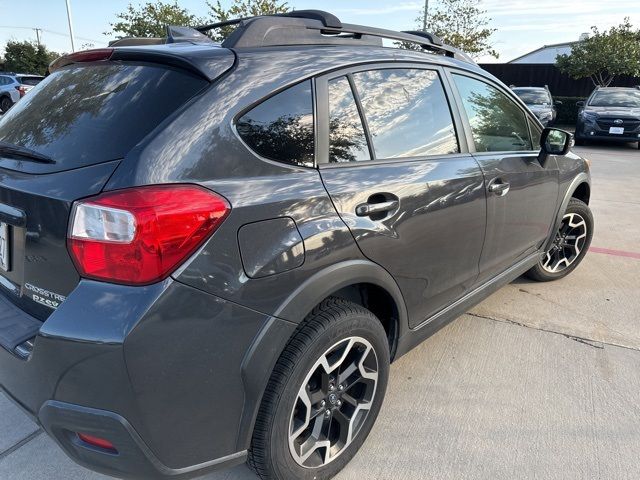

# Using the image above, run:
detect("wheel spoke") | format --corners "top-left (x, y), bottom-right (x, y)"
top-left (288, 336), bottom-right (379, 468)
top-left (541, 212), bottom-right (588, 274)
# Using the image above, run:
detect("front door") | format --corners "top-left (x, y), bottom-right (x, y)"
top-left (449, 72), bottom-right (559, 283)
top-left (317, 66), bottom-right (486, 328)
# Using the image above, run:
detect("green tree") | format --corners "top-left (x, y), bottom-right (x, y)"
top-left (556, 19), bottom-right (640, 87)
top-left (206, 0), bottom-right (290, 42)
top-left (2, 41), bottom-right (60, 75)
top-left (406, 0), bottom-right (498, 59)
top-left (108, 1), bottom-right (204, 38)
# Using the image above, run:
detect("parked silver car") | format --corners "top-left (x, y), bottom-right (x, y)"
top-left (0, 73), bottom-right (44, 113)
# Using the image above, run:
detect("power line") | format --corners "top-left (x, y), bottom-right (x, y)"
top-left (0, 25), bottom-right (102, 44)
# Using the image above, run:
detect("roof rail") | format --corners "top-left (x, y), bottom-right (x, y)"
top-left (195, 10), bottom-right (474, 63)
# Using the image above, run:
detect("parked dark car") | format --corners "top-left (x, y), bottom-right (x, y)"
top-left (0, 11), bottom-right (593, 480)
top-left (575, 86), bottom-right (640, 148)
top-left (512, 86), bottom-right (560, 126)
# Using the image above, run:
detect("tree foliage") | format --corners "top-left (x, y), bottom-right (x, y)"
top-left (2, 41), bottom-right (60, 75)
top-left (409, 0), bottom-right (498, 59)
top-left (556, 19), bottom-right (640, 87)
top-left (206, 0), bottom-right (290, 42)
top-left (108, 1), bottom-right (204, 38)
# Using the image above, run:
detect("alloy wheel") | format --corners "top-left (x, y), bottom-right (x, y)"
top-left (541, 212), bottom-right (588, 273)
top-left (288, 336), bottom-right (379, 468)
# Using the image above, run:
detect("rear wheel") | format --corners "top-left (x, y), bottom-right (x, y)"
top-left (248, 297), bottom-right (389, 480)
top-left (526, 198), bottom-right (593, 282)
top-left (0, 96), bottom-right (13, 113)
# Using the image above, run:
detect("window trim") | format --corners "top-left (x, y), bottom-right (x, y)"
top-left (444, 68), bottom-right (543, 156)
top-left (316, 62), bottom-right (469, 167)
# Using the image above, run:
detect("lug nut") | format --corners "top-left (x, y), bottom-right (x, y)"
top-left (337, 400), bottom-right (342, 406)
top-left (325, 409), bottom-right (331, 417)
top-left (320, 400), bottom-right (326, 407)
top-left (338, 384), bottom-right (344, 391)
top-left (329, 383), bottom-right (335, 391)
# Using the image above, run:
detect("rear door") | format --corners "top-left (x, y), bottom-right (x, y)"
top-left (448, 71), bottom-right (559, 284)
top-left (317, 65), bottom-right (486, 328)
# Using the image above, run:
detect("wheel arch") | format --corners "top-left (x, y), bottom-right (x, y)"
top-left (544, 172), bottom-right (591, 251)
top-left (235, 260), bottom-right (408, 451)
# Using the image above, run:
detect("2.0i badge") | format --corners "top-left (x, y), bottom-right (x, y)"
top-left (24, 283), bottom-right (67, 309)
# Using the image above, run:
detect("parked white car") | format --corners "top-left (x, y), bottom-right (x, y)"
top-left (0, 73), bottom-right (45, 113)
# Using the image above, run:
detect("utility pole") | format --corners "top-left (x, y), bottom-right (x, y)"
top-left (65, 0), bottom-right (76, 52)
top-left (33, 28), bottom-right (42, 47)
top-left (422, 0), bottom-right (429, 31)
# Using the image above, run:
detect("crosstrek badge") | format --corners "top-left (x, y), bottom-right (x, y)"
top-left (24, 283), bottom-right (67, 309)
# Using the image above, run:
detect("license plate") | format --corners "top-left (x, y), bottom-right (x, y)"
top-left (0, 222), bottom-right (8, 272)
top-left (609, 127), bottom-right (625, 135)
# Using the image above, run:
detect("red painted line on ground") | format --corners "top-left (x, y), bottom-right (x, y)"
top-left (589, 246), bottom-right (640, 260)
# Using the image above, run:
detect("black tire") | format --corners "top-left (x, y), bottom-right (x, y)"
top-left (0, 96), bottom-right (13, 114)
top-left (526, 198), bottom-right (593, 282)
top-left (574, 137), bottom-right (586, 146)
top-left (248, 297), bottom-right (390, 480)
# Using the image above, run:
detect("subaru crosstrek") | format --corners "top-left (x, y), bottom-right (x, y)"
top-left (0, 11), bottom-right (593, 480)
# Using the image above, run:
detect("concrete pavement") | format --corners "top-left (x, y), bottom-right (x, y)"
top-left (1, 142), bottom-right (639, 480)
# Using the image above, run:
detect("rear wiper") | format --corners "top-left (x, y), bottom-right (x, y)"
top-left (0, 141), bottom-right (55, 164)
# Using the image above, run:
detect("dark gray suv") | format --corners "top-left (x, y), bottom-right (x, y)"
top-left (0, 11), bottom-right (593, 480)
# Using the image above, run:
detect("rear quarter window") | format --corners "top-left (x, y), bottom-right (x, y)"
top-left (236, 81), bottom-right (314, 168)
top-left (0, 63), bottom-right (208, 173)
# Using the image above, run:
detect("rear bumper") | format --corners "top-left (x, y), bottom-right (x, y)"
top-left (39, 401), bottom-right (246, 479)
top-left (0, 278), bottom-right (293, 478)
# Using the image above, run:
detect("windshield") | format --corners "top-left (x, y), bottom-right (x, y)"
top-left (513, 90), bottom-right (551, 106)
top-left (589, 90), bottom-right (640, 108)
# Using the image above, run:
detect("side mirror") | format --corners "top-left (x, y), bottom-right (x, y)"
top-left (554, 100), bottom-right (563, 106)
top-left (576, 101), bottom-right (585, 107)
top-left (539, 128), bottom-right (573, 165)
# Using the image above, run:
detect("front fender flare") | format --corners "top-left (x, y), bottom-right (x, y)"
top-left (544, 172), bottom-right (591, 251)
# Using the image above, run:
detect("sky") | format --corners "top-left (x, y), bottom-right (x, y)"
top-left (1, 0), bottom-right (638, 63)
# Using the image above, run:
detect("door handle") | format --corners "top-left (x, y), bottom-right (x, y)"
top-left (488, 181), bottom-right (510, 197)
top-left (355, 200), bottom-right (399, 217)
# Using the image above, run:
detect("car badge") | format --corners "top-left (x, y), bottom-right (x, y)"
top-left (614, 119), bottom-right (624, 125)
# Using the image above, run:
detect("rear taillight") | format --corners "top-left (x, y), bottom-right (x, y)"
top-left (15, 85), bottom-right (26, 97)
top-left (67, 185), bottom-right (230, 286)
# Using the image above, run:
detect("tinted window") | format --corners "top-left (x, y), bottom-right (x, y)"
top-left (237, 81), bottom-right (314, 167)
top-left (352, 69), bottom-right (458, 159)
top-left (328, 77), bottom-right (370, 163)
top-left (0, 64), bottom-right (207, 173)
top-left (16, 76), bottom-right (43, 86)
top-left (453, 75), bottom-right (532, 152)
top-left (529, 118), bottom-right (542, 150)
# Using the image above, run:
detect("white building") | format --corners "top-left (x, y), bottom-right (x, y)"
top-left (508, 41), bottom-right (577, 64)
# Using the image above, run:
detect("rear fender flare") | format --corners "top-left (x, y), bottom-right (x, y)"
top-left (236, 259), bottom-right (408, 450)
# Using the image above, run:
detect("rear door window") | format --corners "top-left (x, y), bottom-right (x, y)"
top-left (328, 76), bottom-right (371, 163)
top-left (237, 80), bottom-right (314, 167)
top-left (351, 69), bottom-right (459, 159)
top-left (0, 63), bottom-right (208, 173)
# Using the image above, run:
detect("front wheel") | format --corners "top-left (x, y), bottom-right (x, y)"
top-left (248, 298), bottom-right (389, 480)
top-left (526, 198), bottom-right (593, 282)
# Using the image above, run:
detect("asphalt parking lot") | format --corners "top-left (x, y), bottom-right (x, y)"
top-left (1, 142), bottom-right (638, 480)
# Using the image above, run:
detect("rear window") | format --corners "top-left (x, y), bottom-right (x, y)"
top-left (16, 76), bottom-right (43, 86)
top-left (0, 63), bottom-right (208, 173)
